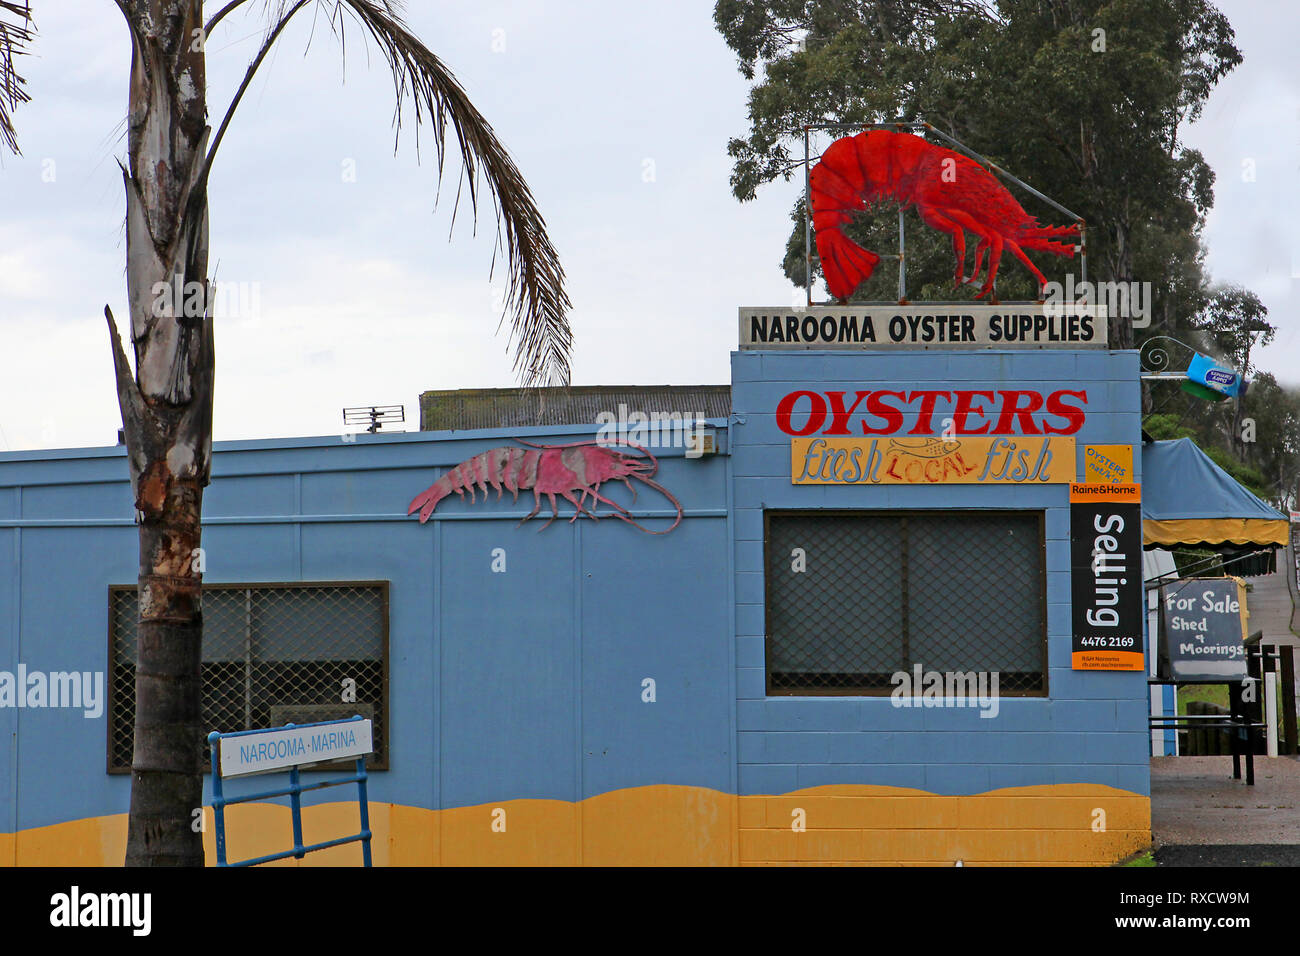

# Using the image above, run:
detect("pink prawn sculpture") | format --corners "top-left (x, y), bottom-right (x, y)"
top-left (408, 439), bottom-right (683, 534)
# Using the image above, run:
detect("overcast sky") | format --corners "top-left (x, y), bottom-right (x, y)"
top-left (0, 0), bottom-right (1295, 451)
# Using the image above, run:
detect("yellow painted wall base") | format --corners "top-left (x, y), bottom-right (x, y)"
top-left (1, 783), bottom-right (1149, 866)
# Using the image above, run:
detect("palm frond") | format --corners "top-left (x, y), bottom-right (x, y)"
top-left (215, 0), bottom-right (573, 385)
top-left (0, 1), bottom-right (32, 156)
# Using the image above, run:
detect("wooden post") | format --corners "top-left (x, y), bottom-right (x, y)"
top-left (1246, 646), bottom-right (1263, 756)
top-left (1281, 644), bottom-right (1297, 756)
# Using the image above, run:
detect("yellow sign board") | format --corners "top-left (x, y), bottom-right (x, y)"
top-left (791, 436), bottom-right (1075, 485)
top-left (1083, 444), bottom-right (1133, 485)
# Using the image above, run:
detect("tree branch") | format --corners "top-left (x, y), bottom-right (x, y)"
top-left (0, 0), bottom-right (33, 154)
top-left (199, 0), bottom-right (573, 385)
top-left (204, 0), bottom-right (255, 37)
top-left (201, 0), bottom-right (311, 189)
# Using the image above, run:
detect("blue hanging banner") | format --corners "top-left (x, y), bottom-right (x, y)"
top-left (1185, 352), bottom-right (1244, 399)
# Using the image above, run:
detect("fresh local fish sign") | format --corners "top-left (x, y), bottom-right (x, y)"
top-left (793, 436), bottom-right (1073, 484)
top-left (739, 305), bottom-right (1107, 349)
top-left (218, 718), bottom-right (373, 777)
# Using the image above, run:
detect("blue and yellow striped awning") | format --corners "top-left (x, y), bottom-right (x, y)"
top-left (1142, 439), bottom-right (1289, 548)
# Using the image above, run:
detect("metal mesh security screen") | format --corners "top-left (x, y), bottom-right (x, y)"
top-left (108, 582), bottom-right (389, 772)
top-left (765, 512), bottom-right (1045, 695)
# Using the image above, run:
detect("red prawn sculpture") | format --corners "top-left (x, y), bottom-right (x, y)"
top-left (408, 439), bottom-right (682, 534)
top-left (809, 129), bottom-right (1078, 301)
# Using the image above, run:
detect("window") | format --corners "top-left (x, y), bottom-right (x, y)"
top-left (108, 581), bottom-right (389, 772)
top-left (764, 511), bottom-right (1046, 696)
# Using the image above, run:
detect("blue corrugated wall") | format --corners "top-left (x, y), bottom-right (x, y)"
top-left (729, 349), bottom-right (1150, 797)
top-left (0, 425), bottom-right (734, 834)
top-left (0, 348), bottom-right (1154, 865)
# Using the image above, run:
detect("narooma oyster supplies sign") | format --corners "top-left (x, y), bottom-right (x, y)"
top-left (1069, 483), bottom-right (1144, 671)
top-left (740, 304), bottom-right (1107, 350)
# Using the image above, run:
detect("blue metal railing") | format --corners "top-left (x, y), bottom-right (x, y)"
top-left (208, 716), bottom-right (373, 867)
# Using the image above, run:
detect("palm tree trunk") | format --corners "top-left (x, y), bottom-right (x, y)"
top-left (111, 0), bottom-right (213, 867)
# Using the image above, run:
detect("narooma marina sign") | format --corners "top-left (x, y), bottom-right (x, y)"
top-left (739, 304), bottom-right (1107, 350)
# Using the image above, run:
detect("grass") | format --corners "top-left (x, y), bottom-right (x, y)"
top-left (1120, 850), bottom-right (1157, 867)
top-left (1177, 681), bottom-right (1286, 723)
top-left (1177, 684), bottom-right (1229, 714)
top-left (1175, 680), bottom-right (1290, 754)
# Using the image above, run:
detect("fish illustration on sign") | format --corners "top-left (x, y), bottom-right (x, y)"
top-left (888, 437), bottom-right (963, 459)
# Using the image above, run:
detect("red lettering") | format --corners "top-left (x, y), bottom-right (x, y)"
top-left (952, 390), bottom-right (995, 435)
top-left (993, 390), bottom-right (1044, 434)
top-left (824, 390), bottom-right (871, 435)
top-left (776, 391), bottom-right (827, 435)
top-left (1044, 389), bottom-right (1088, 434)
top-left (779, 387), bottom-right (1086, 436)
top-left (907, 391), bottom-right (952, 434)
top-left (863, 391), bottom-right (906, 434)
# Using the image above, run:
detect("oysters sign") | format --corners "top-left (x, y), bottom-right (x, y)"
top-left (782, 387), bottom-right (1083, 485)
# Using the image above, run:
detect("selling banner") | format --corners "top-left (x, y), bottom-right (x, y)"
top-left (1070, 483), bottom-right (1144, 670)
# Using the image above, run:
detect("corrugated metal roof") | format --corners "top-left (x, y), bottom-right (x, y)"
top-left (419, 386), bottom-right (731, 431)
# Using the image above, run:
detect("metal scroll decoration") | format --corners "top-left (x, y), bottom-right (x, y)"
top-left (407, 439), bottom-right (683, 534)
top-left (1138, 335), bottom-right (1197, 376)
top-left (809, 129), bottom-right (1079, 301)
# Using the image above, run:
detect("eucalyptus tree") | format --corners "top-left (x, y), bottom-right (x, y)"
top-left (0, 0), bottom-right (572, 866)
top-left (715, 0), bottom-right (1243, 349)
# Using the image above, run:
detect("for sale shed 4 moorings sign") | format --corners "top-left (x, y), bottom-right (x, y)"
top-left (1070, 483), bottom-right (1144, 671)
top-left (1157, 578), bottom-right (1249, 681)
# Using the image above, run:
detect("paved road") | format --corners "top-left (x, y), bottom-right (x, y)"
top-left (1151, 756), bottom-right (1300, 845)
top-left (1154, 844), bottom-right (1300, 866)
top-left (1146, 540), bottom-right (1300, 864)
top-left (1244, 542), bottom-right (1299, 648)
top-left (1242, 542), bottom-right (1299, 703)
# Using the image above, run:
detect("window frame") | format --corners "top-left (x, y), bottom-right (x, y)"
top-left (762, 509), bottom-right (1049, 698)
top-left (106, 579), bottom-right (391, 774)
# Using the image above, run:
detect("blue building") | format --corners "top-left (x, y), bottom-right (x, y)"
top-left (0, 344), bottom-right (1151, 865)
